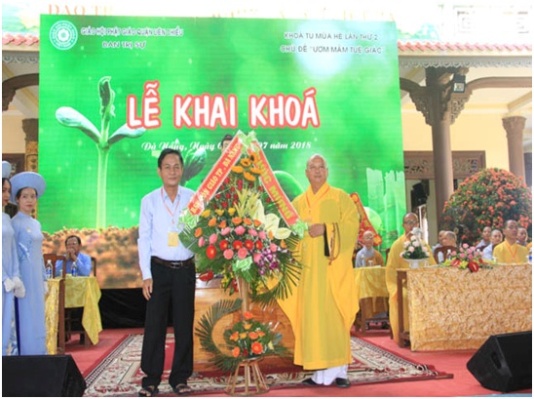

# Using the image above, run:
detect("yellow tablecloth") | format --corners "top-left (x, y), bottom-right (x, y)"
top-left (45, 278), bottom-right (62, 354)
top-left (45, 276), bottom-right (103, 354)
top-left (405, 263), bottom-right (532, 351)
top-left (353, 266), bottom-right (388, 319)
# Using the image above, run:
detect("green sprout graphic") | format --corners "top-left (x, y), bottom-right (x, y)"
top-left (56, 76), bottom-right (146, 228)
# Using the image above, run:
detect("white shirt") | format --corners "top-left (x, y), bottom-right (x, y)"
top-left (137, 186), bottom-right (195, 280)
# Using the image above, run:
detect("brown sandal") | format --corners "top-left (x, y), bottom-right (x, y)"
top-left (138, 385), bottom-right (159, 397)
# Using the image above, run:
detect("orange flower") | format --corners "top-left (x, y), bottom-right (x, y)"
top-left (232, 347), bottom-right (241, 358)
top-left (230, 331), bottom-right (239, 341)
top-left (251, 342), bottom-right (263, 355)
top-left (232, 217), bottom-right (243, 225)
top-left (253, 219), bottom-right (262, 228)
top-left (243, 217), bottom-right (252, 226)
top-left (257, 331), bottom-right (265, 337)
top-left (249, 153), bottom-right (258, 163)
top-left (280, 240), bottom-right (287, 249)
top-left (194, 227), bottom-right (203, 238)
top-left (243, 311), bottom-right (254, 320)
top-left (231, 165), bottom-right (244, 173)
top-left (250, 167), bottom-right (262, 175)
top-left (248, 331), bottom-right (259, 340)
top-left (208, 217), bottom-right (217, 227)
top-left (219, 220), bottom-right (227, 229)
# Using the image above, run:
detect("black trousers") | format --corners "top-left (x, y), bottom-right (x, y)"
top-left (140, 260), bottom-right (196, 388)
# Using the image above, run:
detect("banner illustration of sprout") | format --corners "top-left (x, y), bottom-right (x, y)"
top-left (56, 76), bottom-right (146, 228)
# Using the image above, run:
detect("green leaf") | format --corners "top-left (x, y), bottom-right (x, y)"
top-left (55, 106), bottom-right (100, 143)
top-left (182, 147), bottom-right (207, 183)
top-left (98, 76), bottom-right (116, 124)
top-left (108, 124), bottom-right (146, 145)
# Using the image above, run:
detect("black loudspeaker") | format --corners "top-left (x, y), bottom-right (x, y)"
top-left (2, 354), bottom-right (86, 396)
top-left (411, 182), bottom-right (428, 205)
top-left (467, 331), bottom-right (532, 392)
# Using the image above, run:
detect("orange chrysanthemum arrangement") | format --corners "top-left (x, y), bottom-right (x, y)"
top-left (224, 311), bottom-right (283, 361)
top-left (442, 168), bottom-right (532, 244)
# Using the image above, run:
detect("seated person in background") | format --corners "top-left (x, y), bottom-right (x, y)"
top-left (354, 230), bottom-right (384, 267)
top-left (517, 227), bottom-right (528, 247)
top-left (55, 235), bottom-right (92, 276)
top-left (434, 230), bottom-right (457, 263)
top-left (493, 220), bottom-right (529, 264)
top-left (442, 231), bottom-right (457, 247)
top-left (482, 229), bottom-right (503, 260)
top-left (385, 213), bottom-right (436, 345)
top-left (475, 226), bottom-right (492, 250)
top-left (431, 230), bottom-right (446, 252)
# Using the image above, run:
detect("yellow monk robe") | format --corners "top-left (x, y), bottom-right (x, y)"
top-left (493, 241), bottom-right (529, 264)
top-left (277, 183), bottom-right (360, 370)
top-left (385, 235), bottom-right (436, 344)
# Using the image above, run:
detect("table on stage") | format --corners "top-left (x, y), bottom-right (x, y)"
top-left (45, 275), bottom-right (103, 354)
top-left (396, 263), bottom-right (532, 351)
top-left (353, 266), bottom-right (389, 333)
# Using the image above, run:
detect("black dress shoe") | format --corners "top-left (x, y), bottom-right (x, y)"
top-left (335, 378), bottom-right (351, 388)
top-left (302, 377), bottom-right (319, 386)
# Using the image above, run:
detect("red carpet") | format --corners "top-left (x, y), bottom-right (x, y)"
top-left (83, 333), bottom-right (452, 396)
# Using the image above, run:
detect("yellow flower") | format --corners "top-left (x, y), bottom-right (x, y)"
top-left (215, 209), bottom-right (225, 216)
top-left (201, 209), bottom-right (211, 218)
top-left (243, 172), bottom-right (256, 182)
top-left (231, 165), bottom-right (244, 173)
top-left (239, 332), bottom-right (247, 339)
top-left (250, 167), bottom-right (262, 175)
top-left (240, 158), bottom-right (252, 167)
top-left (228, 208), bottom-right (236, 216)
top-left (243, 322), bottom-right (252, 330)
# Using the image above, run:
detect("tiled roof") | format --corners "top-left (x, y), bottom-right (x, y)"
top-left (398, 41), bottom-right (531, 53)
top-left (2, 33), bottom-right (40, 46)
top-left (2, 33), bottom-right (532, 54)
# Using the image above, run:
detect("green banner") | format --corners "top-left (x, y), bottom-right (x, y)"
top-left (39, 15), bottom-right (405, 288)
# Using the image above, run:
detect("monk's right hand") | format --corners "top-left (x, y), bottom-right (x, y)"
top-left (142, 278), bottom-right (153, 300)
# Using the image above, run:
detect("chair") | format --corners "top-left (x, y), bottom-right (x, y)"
top-left (433, 246), bottom-right (457, 263)
top-left (43, 254), bottom-right (67, 354)
top-left (65, 256), bottom-right (97, 346)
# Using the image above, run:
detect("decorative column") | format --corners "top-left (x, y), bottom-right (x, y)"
top-left (22, 118), bottom-right (38, 172)
top-left (502, 116), bottom-right (526, 180)
top-left (407, 67), bottom-right (469, 223)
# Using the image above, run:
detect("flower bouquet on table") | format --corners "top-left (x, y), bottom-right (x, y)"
top-left (442, 243), bottom-right (492, 273)
top-left (401, 228), bottom-right (431, 264)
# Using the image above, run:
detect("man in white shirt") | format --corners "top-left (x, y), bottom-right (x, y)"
top-left (137, 148), bottom-right (196, 397)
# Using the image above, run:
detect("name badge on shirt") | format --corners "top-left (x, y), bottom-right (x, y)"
top-left (168, 231), bottom-right (179, 247)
